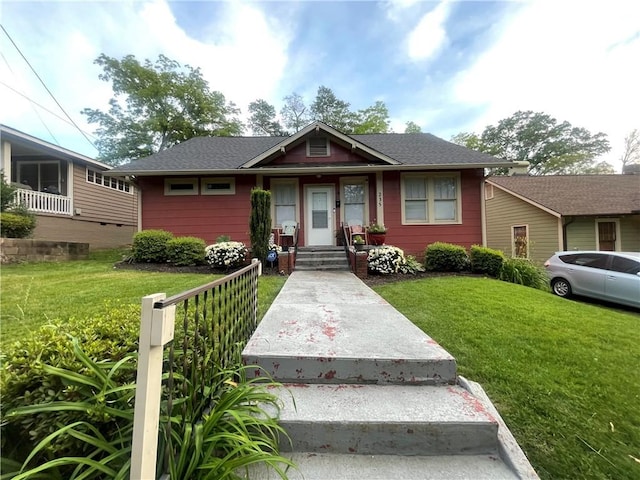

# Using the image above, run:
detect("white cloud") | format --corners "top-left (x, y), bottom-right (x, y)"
top-left (406, 1), bottom-right (450, 61)
top-left (452, 0), bottom-right (640, 170)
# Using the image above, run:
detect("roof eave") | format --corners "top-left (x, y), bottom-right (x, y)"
top-left (115, 161), bottom-right (520, 177)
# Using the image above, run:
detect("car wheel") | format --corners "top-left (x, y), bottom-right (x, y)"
top-left (552, 278), bottom-right (572, 298)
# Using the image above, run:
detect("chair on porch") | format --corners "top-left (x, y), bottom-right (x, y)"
top-left (347, 220), bottom-right (368, 246)
top-left (279, 221), bottom-right (299, 249)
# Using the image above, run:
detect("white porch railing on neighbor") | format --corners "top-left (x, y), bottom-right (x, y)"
top-left (14, 188), bottom-right (72, 215)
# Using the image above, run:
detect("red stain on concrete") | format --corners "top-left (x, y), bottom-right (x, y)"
top-left (322, 324), bottom-right (337, 340)
top-left (447, 386), bottom-right (497, 422)
top-left (324, 370), bottom-right (337, 380)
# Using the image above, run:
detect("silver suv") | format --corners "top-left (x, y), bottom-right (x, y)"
top-left (544, 251), bottom-right (640, 309)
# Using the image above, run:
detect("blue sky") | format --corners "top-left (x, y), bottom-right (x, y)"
top-left (2, 0), bottom-right (639, 171)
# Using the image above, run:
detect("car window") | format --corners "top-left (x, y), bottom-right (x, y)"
top-left (559, 253), bottom-right (609, 269)
top-left (609, 256), bottom-right (640, 275)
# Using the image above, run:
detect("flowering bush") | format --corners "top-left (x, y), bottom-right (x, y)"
top-left (205, 241), bottom-right (248, 269)
top-left (367, 246), bottom-right (424, 275)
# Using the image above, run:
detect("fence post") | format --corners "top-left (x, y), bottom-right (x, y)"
top-left (130, 293), bottom-right (175, 480)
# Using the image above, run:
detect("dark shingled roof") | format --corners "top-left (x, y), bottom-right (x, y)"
top-left (110, 130), bottom-right (509, 173)
top-left (488, 175), bottom-right (640, 216)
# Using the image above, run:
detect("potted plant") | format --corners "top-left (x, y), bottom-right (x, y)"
top-left (367, 221), bottom-right (386, 246)
top-left (352, 234), bottom-right (365, 250)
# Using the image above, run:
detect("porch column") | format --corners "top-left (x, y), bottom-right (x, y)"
top-left (1, 140), bottom-right (11, 181)
top-left (375, 172), bottom-right (384, 225)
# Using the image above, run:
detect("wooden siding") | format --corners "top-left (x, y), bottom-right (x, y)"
top-left (270, 141), bottom-right (381, 166)
top-left (32, 215), bottom-right (135, 249)
top-left (139, 175), bottom-right (257, 245)
top-left (566, 215), bottom-right (640, 252)
top-left (72, 164), bottom-right (137, 225)
top-left (485, 184), bottom-right (560, 263)
top-left (620, 215), bottom-right (640, 251)
top-left (382, 169), bottom-right (485, 258)
top-left (139, 169), bottom-right (487, 256)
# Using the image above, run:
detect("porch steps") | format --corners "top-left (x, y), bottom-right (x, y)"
top-left (294, 246), bottom-right (349, 271)
top-left (242, 271), bottom-right (539, 480)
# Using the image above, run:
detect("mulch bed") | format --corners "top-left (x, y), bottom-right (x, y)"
top-left (114, 261), bottom-right (476, 287)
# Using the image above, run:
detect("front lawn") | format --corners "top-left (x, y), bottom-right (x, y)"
top-left (373, 276), bottom-right (639, 480)
top-left (0, 250), bottom-right (287, 346)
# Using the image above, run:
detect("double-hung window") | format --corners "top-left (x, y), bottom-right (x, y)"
top-left (401, 173), bottom-right (461, 224)
top-left (342, 178), bottom-right (367, 225)
top-left (272, 180), bottom-right (298, 226)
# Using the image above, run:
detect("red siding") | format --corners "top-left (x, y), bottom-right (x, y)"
top-left (270, 141), bottom-right (381, 166)
top-left (138, 168), bottom-right (484, 255)
top-left (139, 176), bottom-right (256, 245)
top-left (381, 169), bottom-right (484, 258)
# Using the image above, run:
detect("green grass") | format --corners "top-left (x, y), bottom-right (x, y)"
top-left (0, 249), bottom-right (286, 346)
top-left (373, 276), bottom-right (640, 480)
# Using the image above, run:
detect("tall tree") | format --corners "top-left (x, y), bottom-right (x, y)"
top-left (352, 101), bottom-right (391, 134)
top-left (82, 54), bottom-right (243, 165)
top-left (404, 121), bottom-right (422, 133)
top-left (310, 86), bottom-right (354, 132)
top-left (620, 129), bottom-right (640, 168)
top-left (455, 111), bottom-right (610, 175)
top-left (248, 99), bottom-right (286, 136)
top-left (280, 92), bottom-right (309, 133)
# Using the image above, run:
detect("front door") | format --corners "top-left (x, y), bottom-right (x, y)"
top-left (306, 186), bottom-right (334, 246)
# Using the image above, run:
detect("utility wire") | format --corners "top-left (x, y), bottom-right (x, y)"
top-left (0, 81), bottom-right (98, 141)
top-left (1, 24), bottom-right (98, 150)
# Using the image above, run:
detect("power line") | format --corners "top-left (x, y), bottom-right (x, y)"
top-left (0, 81), bottom-right (98, 141)
top-left (1, 24), bottom-right (98, 150)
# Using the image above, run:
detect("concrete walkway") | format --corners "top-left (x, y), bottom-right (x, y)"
top-left (243, 271), bottom-right (539, 479)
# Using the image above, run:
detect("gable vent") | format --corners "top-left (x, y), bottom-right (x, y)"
top-left (308, 137), bottom-right (329, 157)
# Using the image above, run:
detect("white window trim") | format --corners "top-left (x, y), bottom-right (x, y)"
top-left (484, 183), bottom-right (494, 200)
top-left (86, 168), bottom-right (132, 194)
top-left (270, 178), bottom-right (300, 227)
top-left (164, 177), bottom-right (198, 196)
top-left (400, 173), bottom-right (462, 225)
top-left (340, 176), bottom-right (369, 226)
top-left (511, 224), bottom-right (529, 258)
top-left (200, 177), bottom-right (235, 195)
top-left (595, 218), bottom-right (621, 251)
top-left (306, 137), bottom-right (330, 157)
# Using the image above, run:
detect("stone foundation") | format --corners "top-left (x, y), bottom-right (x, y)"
top-left (0, 238), bottom-right (89, 263)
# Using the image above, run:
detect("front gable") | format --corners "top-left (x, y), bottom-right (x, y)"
top-left (240, 122), bottom-right (399, 169)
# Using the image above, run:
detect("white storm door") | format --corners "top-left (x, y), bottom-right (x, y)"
top-left (306, 186), bottom-right (334, 245)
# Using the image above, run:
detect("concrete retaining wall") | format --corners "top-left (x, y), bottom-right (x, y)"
top-left (0, 238), bottom-right (89, 263)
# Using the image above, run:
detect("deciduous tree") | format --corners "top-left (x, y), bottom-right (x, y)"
top-left (248, 99), bottom-right (286, 136)
top-left (620, 129), bottom-right (640, 168)
top-left (352, 101), bottom-right (391, 134)
top-left (404, 121), bottom-right (422, 133)
top-left (453, 111), bottom-right (610, 175)
top-left (82, 54), bottom-right (243, 165)
top-left (310, 86), bottom-right (354, 132)
top-left (280, 92), bottom-right (310, 133)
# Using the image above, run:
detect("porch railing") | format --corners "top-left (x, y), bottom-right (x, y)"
top-left (14, 188), bottom-right (72, 215)
top-left (130, 260), bottom-right (261, 479)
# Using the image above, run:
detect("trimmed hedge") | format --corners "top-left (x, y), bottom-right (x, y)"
top-left (167, 236), bottom-right (206, 266)
top-left (424, 242), bottom-right (469, 272)
top-left (470, 245), bottom-right (505, 277)
top-left (0, 211), bottom-right (37, 238)
top-left (131, 229), bottom-right (174, 263)
top-left (0, 303), bottom-right (141, 461)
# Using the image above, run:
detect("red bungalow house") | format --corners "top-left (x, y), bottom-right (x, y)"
top-left (110, 122), bottom-right (522, 257)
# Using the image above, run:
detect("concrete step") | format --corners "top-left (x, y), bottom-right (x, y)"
top-left (244, 272), bottom-right (456, 385)
top-left (251, 453), bottom-right (519, 479)
top-left (295, 248), bottom-right (350, 271)
top-left (268, 383), bottom-right (498, 455)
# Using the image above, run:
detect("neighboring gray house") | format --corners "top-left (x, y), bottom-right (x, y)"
top-left (484, 175), bottom-right (640, 263)
top-left (1, 125), bottom-right (138, 249)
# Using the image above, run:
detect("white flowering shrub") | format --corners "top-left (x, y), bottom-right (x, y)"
top-left (367, 246), bottom-right (425, 275)
top-left (205, 241), bottom-right (248, 269)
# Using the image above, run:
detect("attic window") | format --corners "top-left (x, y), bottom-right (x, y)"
top-left (307, 137), bottom-right (330, 157)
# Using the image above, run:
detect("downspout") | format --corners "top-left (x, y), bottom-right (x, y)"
top-left (561, 216), bottom-right (574, 251)
top-left (480, 180), bottom-right (487, 246)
